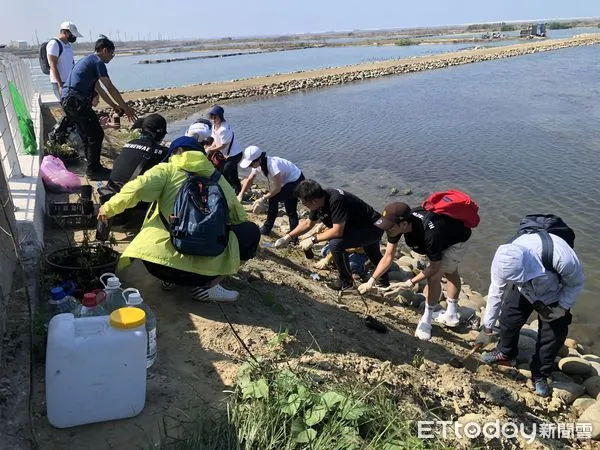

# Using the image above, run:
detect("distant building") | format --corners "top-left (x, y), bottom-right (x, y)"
top-left (9, 40), bottom-right (28, 50)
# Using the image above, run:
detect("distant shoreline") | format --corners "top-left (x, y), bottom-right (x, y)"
top-left (114, 35), bottom-right (600, 121)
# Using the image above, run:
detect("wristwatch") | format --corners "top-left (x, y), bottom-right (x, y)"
top-left (311, 235), bottom-right (318, 244)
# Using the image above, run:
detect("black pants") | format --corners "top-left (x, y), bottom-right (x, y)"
top-left (329, 225), bottom-right (388, 284)
top-left (142, 221), bottom-right (260, 287)
top-left (61, 94), bottom-right (104, 172)
top-left (264, 173), bottom-right (305, 232)
top-left (497, 289), bottom-right (572, 379)
top-left (222, 152), bottom-right (243, 194)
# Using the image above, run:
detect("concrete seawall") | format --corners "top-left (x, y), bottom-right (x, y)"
top-left (120, 35), bottom-right (600, 116)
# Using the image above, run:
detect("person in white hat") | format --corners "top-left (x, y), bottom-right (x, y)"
top-left (479, 234), bottom-right (584, 397)
top-left (185, 120), bottom-right (214, 149)
top-left (237, 145), bottom-right (305, 235)
top-left (47, 21), bottom-right (83, 100)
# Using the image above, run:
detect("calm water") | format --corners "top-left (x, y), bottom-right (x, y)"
top-left (169, 45), bottom-right (600, 347)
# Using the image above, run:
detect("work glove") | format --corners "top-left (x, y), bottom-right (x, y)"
top-left (539, 306), bottom-right (567, 322)
top-left (475, 328), bottom-right (494, 346)
top-left (272, 234), bottom-right (292, 249)
top-left (381, 280), bottom-right (415, 299)
top-left (314, 257), bottom-right (330, 270)
top-left (358, 277), bottom-right (377, 295)
top-left (299, 237), bottom-right (314, 252)
top-left (252, 196), bottom-right (269, 214)
top-left (236, 193), bottom-right (244, 203)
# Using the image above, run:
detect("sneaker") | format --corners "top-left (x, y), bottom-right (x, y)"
top-left (160, 281), bottom-right (175, 291)
top-left (534, 378), bottom-right (550, 398)
top-left (433, 311), bottom-right (460, 328)
top-left (259, 226), bottom-right (272, 236)
top-left (480, 350), bottom-right (516, 366)
top-left (415, 320), bottom-right (432, 341)
top-left (191, 284), bottom-right (239, 302)
top-left (327, 279), bottom-right (355, 292)
top-left (86, 166), bottom-right (112, 181)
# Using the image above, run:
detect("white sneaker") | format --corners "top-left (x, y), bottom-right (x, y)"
top-left (415, 320), bottom-right (432, 341)
top-left (433, 311), bottom-right (460, 328)
top-left (192, 284), bottom-right (239, 302)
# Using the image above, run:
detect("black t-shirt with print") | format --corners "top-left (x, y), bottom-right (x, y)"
top-left (386, 207), bottom-right (471, 261)
top-left (108, 135), bottom-right (168, 191)
top-left (309, 188), bottom-right (381, 232)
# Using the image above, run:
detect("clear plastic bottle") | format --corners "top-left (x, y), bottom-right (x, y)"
top-left (100, 273), bottom-right (125, 313)
top-left (122, 288), bottom-right (157, 368)
top-left (74, 292), bottom-right (108, 318)
top-left (47, 287), bottom-right (79, 317)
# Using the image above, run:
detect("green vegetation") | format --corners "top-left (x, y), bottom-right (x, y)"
top-left (500, 23), bottom-right (516, 32)
top-left (157, 359), bottom-right (451, 449)
top-left (466, 23), bottom-right (497, 31)
top-left (395, 39), bottom-right (417, 47)
top-left (547, 22), bottom-right (573, 30)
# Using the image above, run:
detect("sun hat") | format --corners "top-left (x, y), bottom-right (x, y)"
top-left (59, 21), bottom-right (83, 37)
top-left (239, 145), bottom-right (263, 168)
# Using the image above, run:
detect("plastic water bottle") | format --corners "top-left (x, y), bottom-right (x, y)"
top-left (122, 288), bottom-right (157, 368)
top-left (74, 292), bottom-right (108, 318)
top-left (100, 273), bottom-right (125, 313)
top-left (47, 287), bottom-right (78, 317)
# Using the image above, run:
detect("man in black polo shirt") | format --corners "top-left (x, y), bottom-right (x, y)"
top-left (273, 179), bottom-right (389, 291)
top-left (99, 114), bottom-right (168, 229)
top-left (366, 202), bottom-right (471, 341)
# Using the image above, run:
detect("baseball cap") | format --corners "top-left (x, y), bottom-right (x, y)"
top-left (59, 21), bottom-right (83, 37)
top-left (239, 145), bottom-right (263, 168)
top-left (185, 122), bottom-right (212, 141)
top-left (168, 136), bottom-right (204, 154)
top-left (131, 114), bottom-right (167, 134)
top-left (491, 244), bottom-right (545, 284)
top-left (207, 105), bottom-right (225, 118)
top-left (374, 202), bottom-right (412, 230)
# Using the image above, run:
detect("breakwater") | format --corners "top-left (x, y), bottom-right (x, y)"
top-left (123, 36), bottom-right (600, 115)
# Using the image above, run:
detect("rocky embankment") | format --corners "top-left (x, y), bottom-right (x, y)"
top-left (122, 36), bottom-right (600, 116)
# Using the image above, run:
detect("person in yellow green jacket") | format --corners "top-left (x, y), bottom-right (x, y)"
top-left (98, 136), bottom-right (260, 302)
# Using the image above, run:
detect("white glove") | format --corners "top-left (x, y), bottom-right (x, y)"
top-left (398, 279), bottom-right (415, 290)
top-left (272, 234), bottom-right (292, 249)
top-left (358, 277), bottom-right (376, 294)
top-left (382, 280), bottom-right (415, 299)
top-left (252, 196), bottom-right (269, 214)
top-left (539, 306), bottom-right (567, 322)
top-left (236, 193), bottom-right (244, 202)
top-left (475, 328), bottom-right (493, 346)
top-left (314, 257), bottom-right (330, 270)
top-left (299, 237), bottom-right (314, 251)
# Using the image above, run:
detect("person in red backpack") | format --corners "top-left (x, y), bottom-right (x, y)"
top-left (366, 202), bottom-right (471, 341)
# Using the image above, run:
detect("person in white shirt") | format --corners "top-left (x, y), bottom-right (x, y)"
top-left (47, 21), bottom-right (82, 100)
top-left (205, 105), bottom-right (243, 193)
top-left (237, 145), bottom-right (305, 235)
top-left (477, 231), bottom-right (584, 397)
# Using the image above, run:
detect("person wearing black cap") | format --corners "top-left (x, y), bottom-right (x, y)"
top-left (370, 202), bottom-right (471, 341)
top-left (205, 105), bottom-right (243, 193)
top-left (98, 114), bottom-right (168, 230)
top-left (272, 179), bottom-right (390, 291)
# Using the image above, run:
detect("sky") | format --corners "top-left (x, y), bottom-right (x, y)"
top-left (2, 0), bottom-right (600, 44)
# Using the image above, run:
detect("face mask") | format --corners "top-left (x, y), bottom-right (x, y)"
top-left (67, 34), bottom-right (77, 43)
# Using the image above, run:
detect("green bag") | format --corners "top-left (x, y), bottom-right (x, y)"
top-left (8, 81), bottom-right (37, 155)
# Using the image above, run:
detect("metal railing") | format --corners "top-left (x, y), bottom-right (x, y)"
top-left (0, 54), bottom-right (36, 179)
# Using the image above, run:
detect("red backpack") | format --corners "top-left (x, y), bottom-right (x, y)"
top-left (422, 190), bottom-right (480, 228)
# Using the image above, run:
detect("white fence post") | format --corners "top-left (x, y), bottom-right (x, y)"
top-left (0, 67), bottom-right (23, 178)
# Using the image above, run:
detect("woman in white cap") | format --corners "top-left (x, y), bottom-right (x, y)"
top-left (238, 146), bottom-right (305, 235)
top-left (185, 119), bottom-right (214, 150)
top-left (205, 105), bottom-right (243, 193)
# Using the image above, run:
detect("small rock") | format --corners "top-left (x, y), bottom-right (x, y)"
top-left (396, 256), bottom-right (414, 269)
top-left (573, 396), bottom-right (596, 413)
top-left (559, 357), bottom-right (592, 375)
top-left (565, 338), bottom-right (578, 349)
top-left (583, 376), bottom-right (600, 399)
top-left (578, 400), bottom-right (600, 440)
top-left (401, 187), bottom-right (413, 195)
top-left (519, 368), bottom-right (532, 379)
top-left (551, 371), bottom-right (574, 383)
top-left (517, 335), bottom-right (537, 364)
top-left (466, 292), bottom-right (485, 309)
top-left (520, 327), bottom-right (538, 340)
top-left (389, 187), bottom-right (399, 196)
top-left (552, 381), bottom-right (585, 405)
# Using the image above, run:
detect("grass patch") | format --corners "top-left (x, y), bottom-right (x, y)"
top-left (394, 39), bottom-right (417, 47)
top-left (156, 356), bottom-right (452, 449)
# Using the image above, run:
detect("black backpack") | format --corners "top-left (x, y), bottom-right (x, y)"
top-left (39, 38), bottom-right (63, 75)
top-left (511, 214), bottom-right (575, 273)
